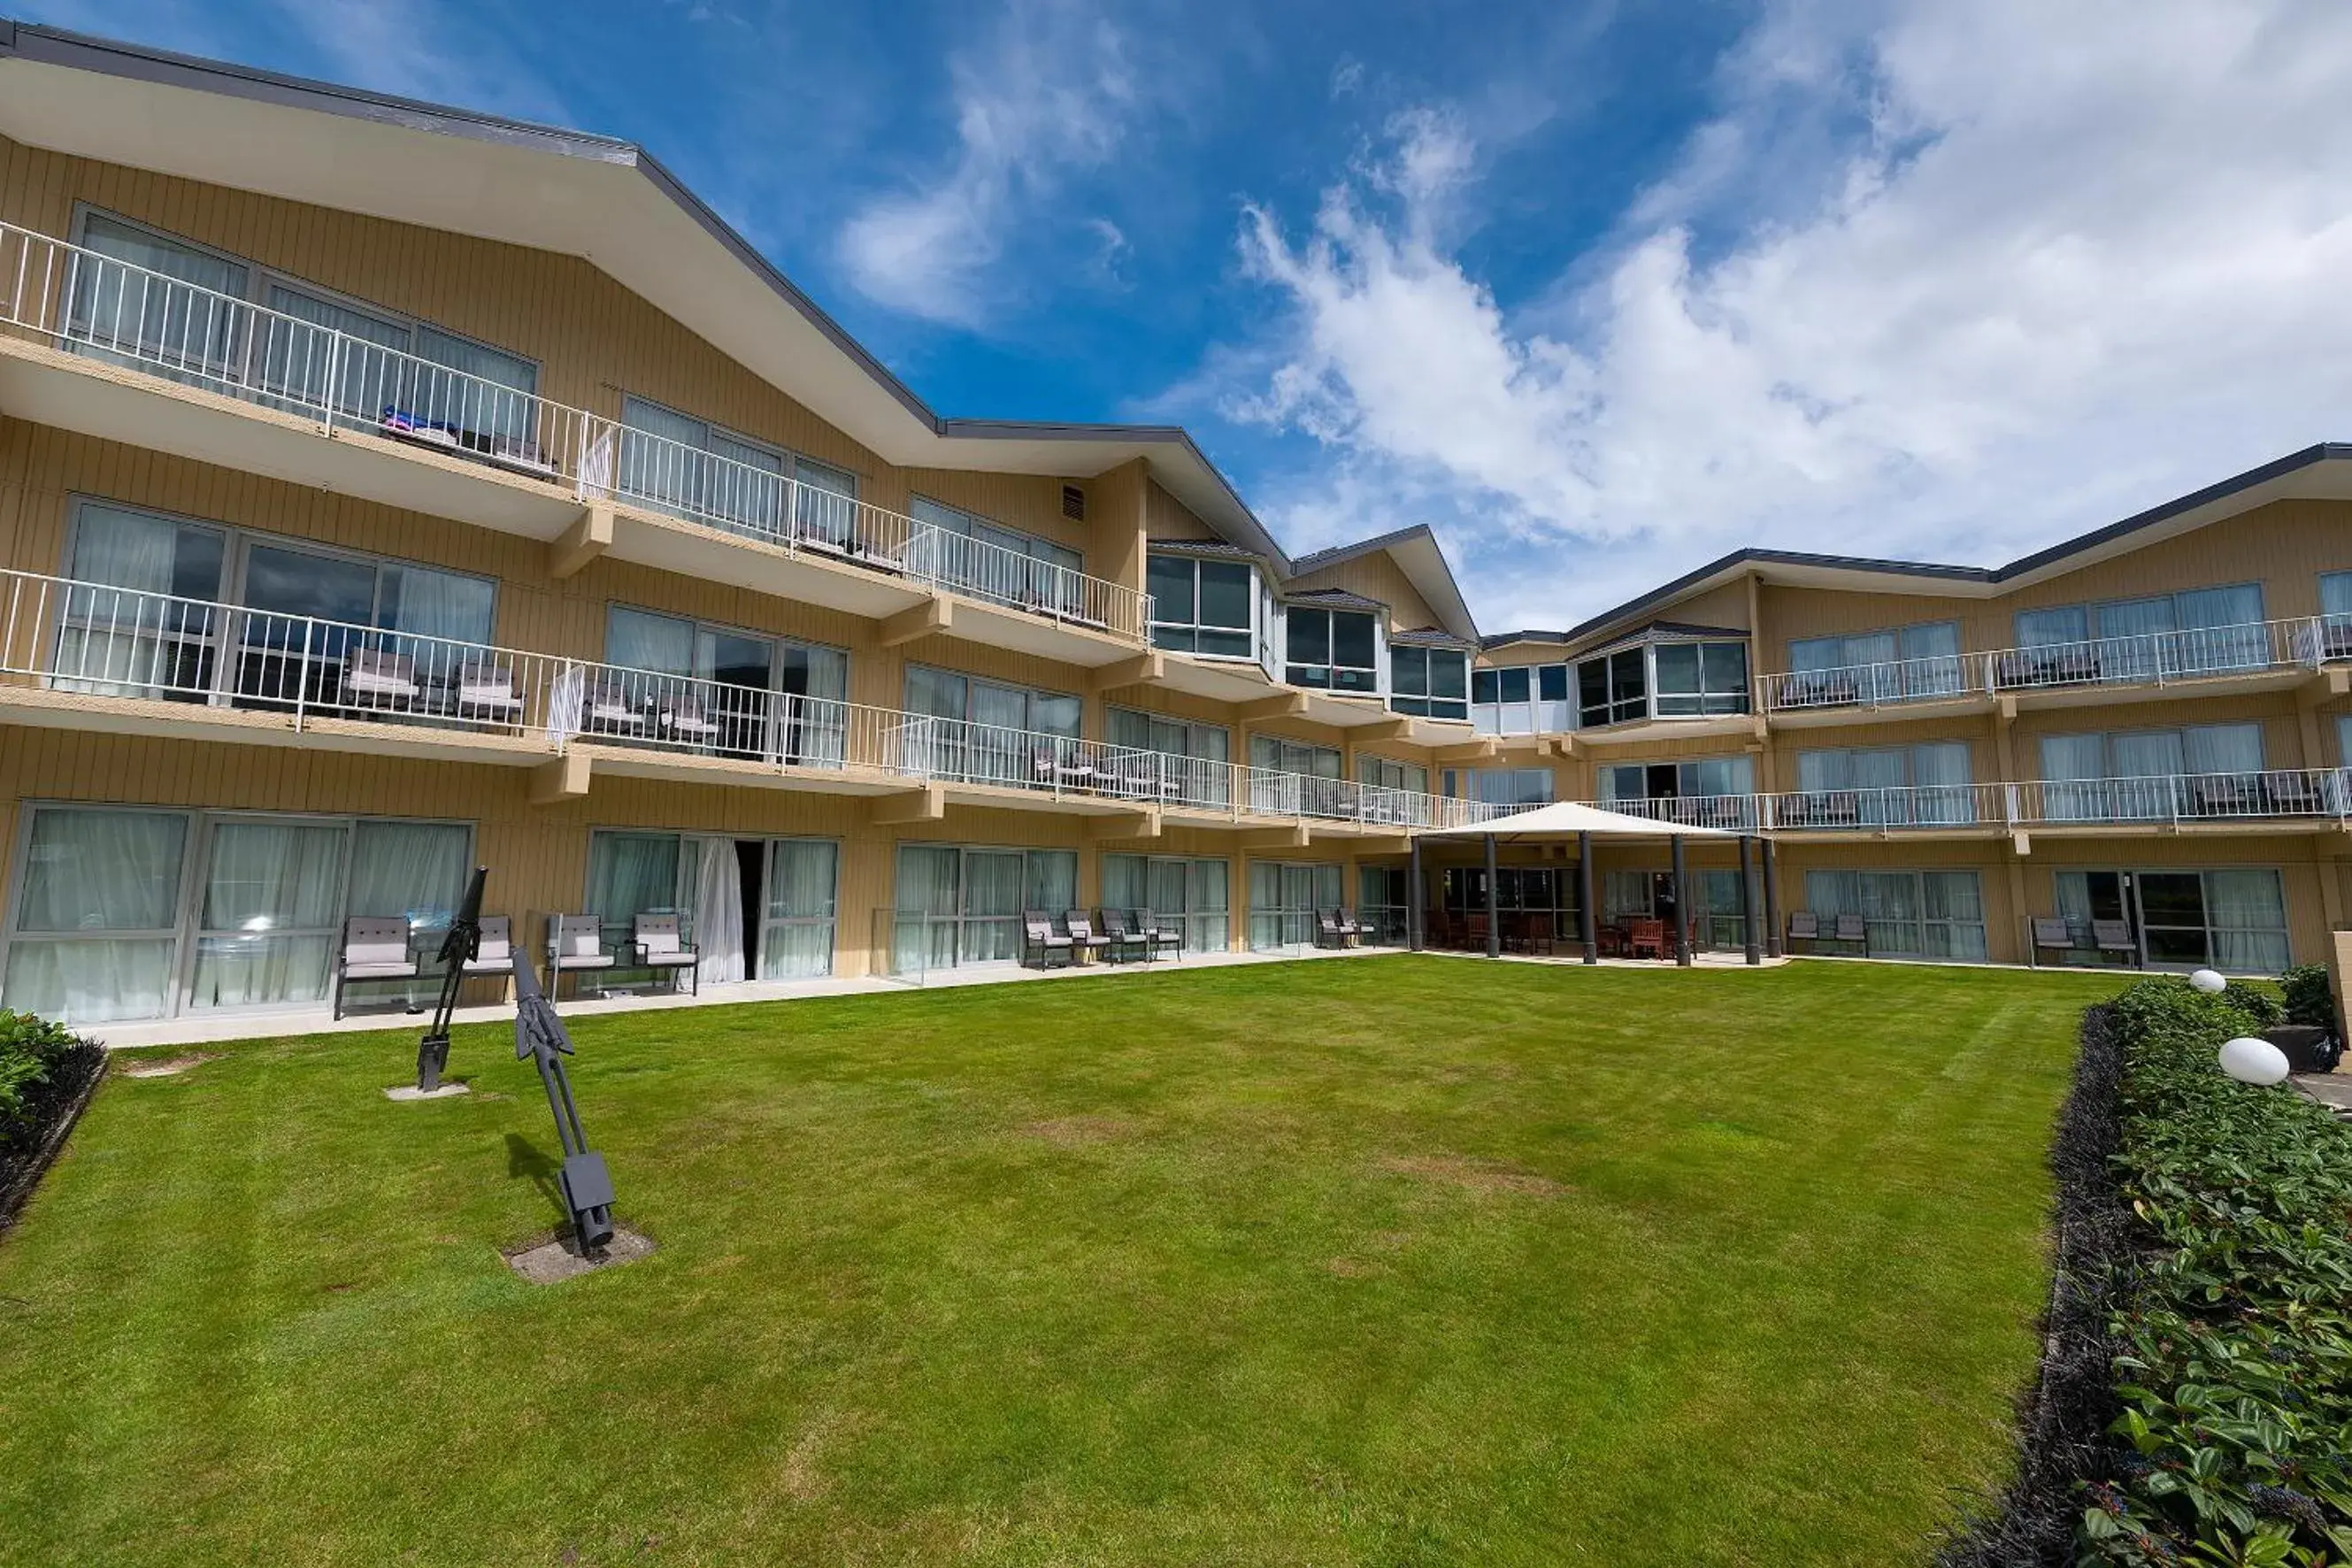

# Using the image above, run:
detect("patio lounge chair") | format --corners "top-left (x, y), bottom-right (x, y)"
top-left (1787, 911), bottom-right (1819, 952)
top-left (632, 912), bottom-right (701, 995)
top-left (1316, 911), bottom-right (1349, 949)
top-left (1063, 910), bottom-right (1114, 965)
top-left (333, 916), bottom-right (419, 1018)
top-left (460, 914), bottom-right (514, 1002)
top-left (342, 647), bottom-right (419, 711)
top-left (656, 694), bottom-right (723, 745)
top-left (1022, 911), bottom-right (1074, 968)
top-left (582, 682), bottom-right (645, 736)
top-left (1832, 913), bottom-right (1869, 956)
top-left (1134, 910), bottom-right (1184, 961)
top-left (454, 660), bottom-right (525, 726)
top-left (1097, 908), bottom-right (1154, 964)
top-left (2029, 918), bottom-right (2074, 966)
top-left (546, 913), bottom-right (616, 999)
top-left (2091, 919), bottom-right (2140, 967)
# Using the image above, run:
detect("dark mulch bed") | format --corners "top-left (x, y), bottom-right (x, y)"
top-left (0, 1041), bottom-right (106, 1236)
top-left (1934, 1003), bottom-right (2130, 1567)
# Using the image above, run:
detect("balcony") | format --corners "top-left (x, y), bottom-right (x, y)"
top-left (1592, 772), bottom-right (2352, 836)
top-left (0, 220), bottom-right (1149, 662)
top-left (1759, 618), bottom-right (2347, 723)
top-left (0, 566), bottom-right (1495, 837)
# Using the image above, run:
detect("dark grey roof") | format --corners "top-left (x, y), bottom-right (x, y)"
top-left (1486, 442), bottom-right (2352, 649)
top-left (1146, 538), bottom-right (1267, 563)
top-left (1388, 626), bottom-right (1480, 651)
top-left (1283, 588), bottom-right (1387, 611)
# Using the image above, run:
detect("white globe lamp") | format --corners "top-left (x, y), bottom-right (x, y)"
top-left (2217, 1034), bottom-right (2291, 1087)
top-left (2188, 968), bottom-right (2225, 995)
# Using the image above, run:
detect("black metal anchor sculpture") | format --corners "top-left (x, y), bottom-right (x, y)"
top-left (415, 865), bottom-right (488, 1094)
top-left (512, 942), bottom-right (618, 1253)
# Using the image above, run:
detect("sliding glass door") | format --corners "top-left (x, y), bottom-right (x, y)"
top-left (1, 805), bottom-right (471, 1024)
top-left (1103, 855), bottom-right (1230, 952)
top-left (891, 845), bottom-right (1077, 974)
top-left (1248, 861), bottom-right (1341, 949)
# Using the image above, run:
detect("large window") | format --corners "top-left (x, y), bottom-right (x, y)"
top-left (1595, 757), bottom-right (1756, 828)
top-left (1576, 638), bottom-right (1751, 727)
top-left (1357, 755), bottom-right (1429, 794)
top-left (56, 500), bottom-right (497, 720)
top-left (2010, 584), bottom-right (2268, 683)
top-left (617, 395), bottom-right (857, 545)
top-left (892, 845), bottom-right (1076, 974)
top-left (2054, 868), bottom-right (2287, 972)
top-left (1804, 870), bottom-right (1987, 960)
top-left (1358, 865), bottom-right (1413, 945)
top-left (2037, 724), bottom-right (2265, 821)
top-left (2, 806), bottom-right (469, 1024)
top-left (1285, 605), bottom-right (1380, 694)
top-left (1148, 554), bottom-right (1258, 658)
top-left (1248, 860), bottom-right (1342, 949)
top-left (68, 211), bottom-right (540, 457)
top-left (597, 606), bottom-right (849, 764)
top-left (1447, 767), bottom-right (1555, 808)
top-left (1789, 742), bottom-right (1974, 826)
top-left (1103, 855), bottom-right (1231, 953)
top-left (1785, 622), bottom-right (1963, 706)
top-left (903, 666), bottom-right (1081, 789)
top-left (1248, 735), bottom-right (1347, 816)
top-left (583, 830), bottom-right (836, 984)
top-left (911, 496), bottom-right (1087, 619)
top-left (1388, 645), bottom-right (1469, 720)
top-left (1472, 663), bottom-right (1572, 734)
top-left (1107, 708), bottom-right (1232, 807)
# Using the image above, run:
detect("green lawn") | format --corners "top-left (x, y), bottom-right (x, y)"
top-left (0, 957), bottom-right (2124, 1567)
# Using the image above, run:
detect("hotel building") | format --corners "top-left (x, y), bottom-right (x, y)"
top-left (1, 22), bottom-right (2348, 1031)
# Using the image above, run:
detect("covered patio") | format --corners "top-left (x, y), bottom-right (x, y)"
top-left (1410, 800), bottom-right (1782, 967)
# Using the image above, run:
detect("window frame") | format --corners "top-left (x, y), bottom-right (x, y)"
top-left (1283, 604), bottom-right (1382, 695)
top-left (1146, 552), bottom-right (1264, 661)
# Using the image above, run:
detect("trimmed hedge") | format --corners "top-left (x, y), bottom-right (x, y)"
top-left (0, 1008), bottom-right (104, 1233)
top-left (2081, 981), bottom-right (2352, 1566)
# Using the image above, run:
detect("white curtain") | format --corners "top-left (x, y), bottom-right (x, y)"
top-left (893, 846), bottom-right (961, 976)
top-left (348, 821), bottom-right (469, 928)
top-left (606, 607), bottom-right (696, 676)
top-left (378, 565), bottom-right (495, 645)
top-left (2206, 871), bottom-right (2288, 972)
top-left (1, 808), bottom-right (189, 1023)
top-left (58, 506), bottom-right (194, 697)
top-left (190, 819), bottom-right (347, 1010)
top-left (760, 840), bottom-right (837, 978)
top-left (586, 832), bottom-right (684, 959)
top-left (688, 836), bottom-right (746, 985)
top-left (2183, 723), bottom-right (2263, 776)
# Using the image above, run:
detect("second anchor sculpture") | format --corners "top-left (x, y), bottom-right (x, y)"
top-left (512, 942), bottom-right (618, 1254)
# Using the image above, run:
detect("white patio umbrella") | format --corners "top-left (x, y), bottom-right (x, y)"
top-left (1415, 800), bottom-right (1760, 967)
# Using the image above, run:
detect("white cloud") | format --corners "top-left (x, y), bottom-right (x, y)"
top-left (1220, 0), bottom-right (2352, 631)
top-left (837, 0), bottom-right (1135, 327)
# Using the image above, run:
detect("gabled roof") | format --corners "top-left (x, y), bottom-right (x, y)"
top-left (1288, 525), bottom-right (1479, 642)
top-left (1494, 442), bottom-right (2352, 655)
top-left (1282, 588), bottom-right (1387, 611)
top-left (1387, 626), bottom-right (1480, 651)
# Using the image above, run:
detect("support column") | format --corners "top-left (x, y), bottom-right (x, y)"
top-left (1763, 836), bottom-right (1782, 957)
top-left (1579, 830), bottom-right (1597, 965)
top-left (1485, 833), bottom-right (1501, 958)
top-left (1409, 836), bottom-right (1424, 952)
top-left (1671, 834), bottom-right (1692, 967)
top-left (1740, 835), bottom-right (1761, 966)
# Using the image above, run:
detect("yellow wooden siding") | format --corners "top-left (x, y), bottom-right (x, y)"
top-left (1286, 551), bottom-right (1442, 634)
top-left (1142, 480), bottom-right (1221, 542)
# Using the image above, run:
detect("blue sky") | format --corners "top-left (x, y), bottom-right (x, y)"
top-left (20, 0), bottom-right (2352, 632)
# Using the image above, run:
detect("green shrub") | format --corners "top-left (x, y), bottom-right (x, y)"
top-left (0, 1008), bottom-right (82, 1144)
top-left (2218, 979), bottom-right (2284, 1028)
top-left (2079, 980), bottom-right (2352, 1566)
top-left (2281, 965), bottom-right (2340, 1033)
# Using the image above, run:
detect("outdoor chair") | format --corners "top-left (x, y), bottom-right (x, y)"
top-left (1832, 913), bottom-right (1870, 956)
top-left (2029, 918), bottom-right (2075, 966)
top-left (1063, 910), bottom-right (1114, 965)
top-left (1097, 908), bottom-right (1153, 964)
top-left (460, 914), bottom-right (514, 1002)
top-left (1625, 917), bottom-right (1667, 960)
top-left (1134, 910), bottom-right (1184, 961)
top-left (454, 660), bottom-right (525, 726)
top-left (1520, 911), bottom-right (1556, 956)
top-left (1033, 746), bottom-right (1096, 792)
top-left (333, 916), bottom-right (419, 1018)
top-left (1316, 911), bottom-right (1348, 949)
top-left (2264, 770), bottom-right (2324, 816)
top-left (582, 682), bottom-right (645, 735)
top-left (656, 694), bottom-right (723, 745)
top-left (1336, 909), bottom-right (1363, 947)
top-left (1787, 911), bottom-right (1820, 952)
top-left (632, 912), bottom-right (701, 995)
top-left (342, 647), bottom-right (419, 711)
top-left (1022, 911), bottom-right (1074, 969)
top-left (1466, 912), bottom-right (1493, 952)
top-left (2091, 919), bottom-right (2141, 967)
top-left (546, 913), bottom-right (616, 999)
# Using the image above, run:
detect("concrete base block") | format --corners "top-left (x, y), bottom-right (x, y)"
top-left (382, 1082), bottom-right (471, 1102)
top-left (503, 1226), bottom-right (656, 1285)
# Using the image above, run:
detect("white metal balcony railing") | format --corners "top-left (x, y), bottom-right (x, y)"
top-left (0, 566), bottom-right (1499, 831)
top-left (0, 220), bottom-right (1150, 642)
top-left (1597, 770), bottom-right (2352, 833)
top-left (1760, 617), bottom-right (2352, 714)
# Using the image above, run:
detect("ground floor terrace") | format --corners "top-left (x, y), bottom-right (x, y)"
top-left (2, 722), bottom-right (2345, 1037)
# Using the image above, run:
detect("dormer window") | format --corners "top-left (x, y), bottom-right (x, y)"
top-left (1574, 628), bottom-right (1751, 728)
top-left (1147, 553), bottom-right (1257, 658)
top-left (1284, 606), bottom-right (1379, 693)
